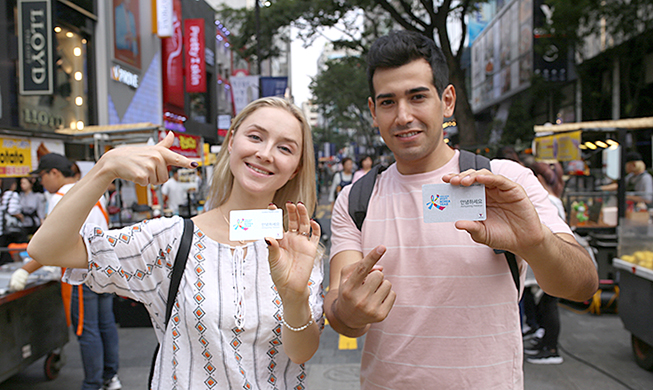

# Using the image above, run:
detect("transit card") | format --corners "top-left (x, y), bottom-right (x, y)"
top-left (229, 209), bottom-right (284, 241)
top-left (422, 183), bottom-right (486, 223)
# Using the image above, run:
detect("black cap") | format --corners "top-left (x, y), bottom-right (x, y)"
top-left (30, 153), bottom-right (73, 175)
top-left (625, 151), bottom-right (643, 163)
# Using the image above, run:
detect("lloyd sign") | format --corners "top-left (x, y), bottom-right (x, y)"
top-left (18, 0), bottom-right (53, 95)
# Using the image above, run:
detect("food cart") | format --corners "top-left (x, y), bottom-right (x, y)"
top-left (534, 117), bottom-right (653, 280)
top-left (534, 117), bottom-right (653, 370)
top-left (614, 220), bottom-right (653, 371)
top-left (0, 262), bottom-right (68, 382)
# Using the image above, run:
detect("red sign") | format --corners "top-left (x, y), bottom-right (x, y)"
top-left (159, 131), bottom-right (202, 159)
top-left (184, 19), bottom-right (206, 93)
top-left (161, 0), bottom-right (184, 111)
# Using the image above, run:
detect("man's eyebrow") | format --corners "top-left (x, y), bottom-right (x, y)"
top-left (375, 86), bottom-right (431, 101)
top-left (376, 92), bottom-right (395, 100)
top-left (407, 86), bottom-right (430, 95)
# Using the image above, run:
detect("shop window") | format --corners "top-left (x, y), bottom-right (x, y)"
top-left (189, 93), bottom-right (207, 123)
top-left (19, 25), bottom-right (88, 132)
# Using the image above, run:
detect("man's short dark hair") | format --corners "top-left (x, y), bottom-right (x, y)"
top-left (367, 30), bottom-right (449, 101)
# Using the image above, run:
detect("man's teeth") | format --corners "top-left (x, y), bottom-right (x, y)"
top-left (398, 131), bottom-right (419, 138)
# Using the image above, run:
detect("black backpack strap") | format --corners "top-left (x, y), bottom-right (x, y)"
top-left (459, 149), bottom-right (520, 294)
top-left (148, 218), bottom-right (194, 389)
top-left (459, 149), bottom-right (491, 172)
top-left (348, 165), bottom-right (385, 231)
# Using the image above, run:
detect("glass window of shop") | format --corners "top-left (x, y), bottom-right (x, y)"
top-left (19, 25), bottom-right (88, 132)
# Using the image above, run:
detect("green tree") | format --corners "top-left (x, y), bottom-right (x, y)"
top-left (309, 56), bottom-right (376, 149)
top-left (217, 0), bottom-right (490, 146)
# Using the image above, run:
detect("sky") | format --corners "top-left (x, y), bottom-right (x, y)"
top-left (290, 27), bottom-right (332, 107)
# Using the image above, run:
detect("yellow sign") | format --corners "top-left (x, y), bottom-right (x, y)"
top-left (535, 131), bottom-right (581, 162)
top-left (0, 137), bottom-right (32, 177)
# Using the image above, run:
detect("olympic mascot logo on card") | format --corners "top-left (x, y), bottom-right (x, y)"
top-left (233, 218), bottom-right (253, 231)
top-left (426, 194), bottom-right (450, 211)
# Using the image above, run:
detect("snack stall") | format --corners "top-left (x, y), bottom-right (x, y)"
top-left (535, 117), bottom-right (653, 370)
top-left (533, 117), bottom-right (653, 280)
top-left (614, 220), bottom-right (653, 371)
top-left (0, 262), bottom-right (68, 382)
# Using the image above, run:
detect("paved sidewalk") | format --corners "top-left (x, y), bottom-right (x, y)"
top-left (1, 307), bottom-right (653, 389)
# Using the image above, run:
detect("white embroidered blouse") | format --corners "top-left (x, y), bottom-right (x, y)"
top-left (63, 216), bottom-right (325, 390)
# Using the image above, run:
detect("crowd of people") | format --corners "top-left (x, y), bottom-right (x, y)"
top-left (3, 29), bottom-right (636, 390)
top-left (0, 177), bottom-right (46, 265)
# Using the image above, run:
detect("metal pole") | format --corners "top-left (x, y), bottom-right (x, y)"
top-left (255, 0), bottom-right (261, 75)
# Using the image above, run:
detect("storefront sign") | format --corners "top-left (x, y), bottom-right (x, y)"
top-left (161, 0), bottom-right (184, 110)
top-left (159, 131), bottom-right (201, 159)
top-left (184, 19), bottom-right (206, 93)
top-left (22, 108), bottom-right (64, 128)
top-left (156, 0), bottom-right (173, 38)
top-left (111, 64), bottom-right (139, 88)
top-left (18, 0), bottom-right (53, 95)
top-left (535, 130), bottom-right (581, 161)
top-left (0, 137), bottom-right (32, 177)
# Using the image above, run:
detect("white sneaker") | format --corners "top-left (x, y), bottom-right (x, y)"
top-left (103, 375), bottom-right (122, 390)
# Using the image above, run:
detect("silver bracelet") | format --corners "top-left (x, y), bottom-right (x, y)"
top-left (280, 308), bottom-right (314, 332)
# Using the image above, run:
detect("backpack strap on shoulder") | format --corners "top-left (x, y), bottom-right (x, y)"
top-left (149, 217), bottom-right (194, 388)
top-left (348, 165), bottom-right (385, 231)
top-left (459, 148), bottom-right (491, 172)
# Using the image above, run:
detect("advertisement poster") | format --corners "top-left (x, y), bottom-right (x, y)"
top-left (535, 131), bottom-right (581, 161)
top-left (159, 131), bottom-right (202, 159)
top-left (0, 137), bottom-right (32, 178)
top-left (113, 0), bottom-right (141, 69)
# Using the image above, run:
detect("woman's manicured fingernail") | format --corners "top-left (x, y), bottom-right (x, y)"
top-left (269, 202), bottom-right (275, 206)
top-left (298, 201), bottom-right (304, 205)
top-left (191, 162), bottom-right (199, 168)
top-left (264, 239), bottom-right (271, 246)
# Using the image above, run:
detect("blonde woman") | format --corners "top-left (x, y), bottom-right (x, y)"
top-left (28, 97), bottom-right (324, 389)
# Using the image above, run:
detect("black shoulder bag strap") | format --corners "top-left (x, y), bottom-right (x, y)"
top-left (348, 164), bottom-right (386, 230)
top-left (148, 218), bottom-right (194, 389)
top-left (458, 150), bottom-right (521, 294)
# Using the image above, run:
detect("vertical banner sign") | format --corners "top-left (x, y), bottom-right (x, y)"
top-left (156, 0), bottom-right (173, 38)
top-left (18, 0), bottom-right (53, 95)
top-left (184, 19), bottom-right (206, 93)
top-left (0, 137), bottom-right (32, 178)
top-left (231, 76), bottom-right (259, 114)
top-left (159, 131), bottom-right (201, 159)
top-left (161, 0), bottom-right (184, 110)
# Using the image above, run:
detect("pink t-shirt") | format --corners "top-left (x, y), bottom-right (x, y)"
top-left (330, 151), bottom-right (572, 390)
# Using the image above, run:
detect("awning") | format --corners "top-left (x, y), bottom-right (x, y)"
top-left (534, 117), bottom-right (653, 135)
top-left (55, 122), bottom-right (162, 144)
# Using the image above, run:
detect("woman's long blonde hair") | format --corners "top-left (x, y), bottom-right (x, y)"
top-left (206, 97), bottom-right (317, 220)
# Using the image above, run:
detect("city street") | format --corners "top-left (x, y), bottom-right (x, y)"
top-left (1, 200), bottom-right (653, 389)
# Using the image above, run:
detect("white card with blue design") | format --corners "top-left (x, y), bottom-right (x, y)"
top-left (229, 209), bottom-right (284, 241)
top-left (422, 183), bottom-right (486, 223)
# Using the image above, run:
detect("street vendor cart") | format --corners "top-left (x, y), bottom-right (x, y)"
top-left (534, 117), bottom-right (653, 280)
top-left (0, 264), bottom-right (68, 382)
top-left (614, 220), bottom-right (653, 371)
